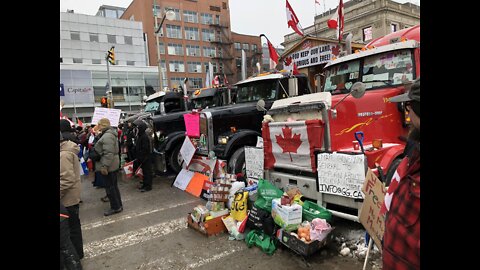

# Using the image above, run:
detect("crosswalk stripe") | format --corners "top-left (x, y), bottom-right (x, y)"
top-left (82, 200), bottom-right (197, 230)
top-left (83, 217), bottom-right (188, 259)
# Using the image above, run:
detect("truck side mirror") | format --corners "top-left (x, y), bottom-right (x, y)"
top-left (288, 77), bottom-right (299, 96)
top-left (350, 82), bottom-right (366, 98)
top-left (256, 99), bottom-right (267, 112)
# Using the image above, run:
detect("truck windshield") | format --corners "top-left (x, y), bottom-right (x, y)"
top-left (323, 49), bottom-right (414, 94)
top-left (236, 79), bottom-right (277, 103)
top-left (144, 101), bottom-right (159, 112)
top-left (192, 96), bottom-right (218, 109)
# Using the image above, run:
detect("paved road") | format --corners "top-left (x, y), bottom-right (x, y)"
top-left (78, 172), bottom-right (381, 270)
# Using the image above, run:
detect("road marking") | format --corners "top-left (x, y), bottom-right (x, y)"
top-left (183, 245), bottom-right (247, 269)
top-left (83, 217), bottom-right (188, 259)
top-left (82, 200), bottom-right (197, 230)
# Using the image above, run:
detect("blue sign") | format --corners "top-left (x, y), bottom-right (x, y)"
top-left (60, 83), bottom-right (65, 96)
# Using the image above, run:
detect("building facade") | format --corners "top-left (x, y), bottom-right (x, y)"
top-left (283, 0), bottom-right (420, 50)
top-left (232, 32), bottom-right (263, 82)
top-left (261, 43), bottom-right (284, 72)
top-left (96, 5), bottom-right (126, 19)
top-left (121, 0), bottom-right (261, 89)
top-left (60, 63), bottom-right (159, 123)
top-left (60, 11), bottom-right (147, 66)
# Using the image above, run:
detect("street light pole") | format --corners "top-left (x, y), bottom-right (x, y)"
top-left (154, 4), bottom-right (175, 92)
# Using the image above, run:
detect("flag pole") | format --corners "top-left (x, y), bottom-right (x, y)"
top-left (259, 34), bottom-right (281, 68)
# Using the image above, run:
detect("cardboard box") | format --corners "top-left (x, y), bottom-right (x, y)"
top-left (278, 229), bottom-right (329, 257)
top-left (271, 198), bottom-right (302, 231)
top-left (187, 213), bottom-right (228, 237)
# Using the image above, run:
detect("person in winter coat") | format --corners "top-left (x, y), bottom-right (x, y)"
top-left (383, 78), bottom-right (420, 270)
top-left (60, 131), bottom-right (84, 259)
top-left (133, 118), bottom-right (153, 192)
top-left (60, 201), bottom-right (82, 270)
top-left (61, 119), bottom-right (79, 144)
top-left (94, 118), bottom-right (123, 216)
top-left (124, 121), bottom-right (136, 162)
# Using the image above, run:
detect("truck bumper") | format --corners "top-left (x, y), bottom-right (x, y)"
top-left (266, 170), bottom-right (363, 222)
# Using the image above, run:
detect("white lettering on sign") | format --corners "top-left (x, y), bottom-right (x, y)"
top-left (287, 44), bottom-right (336, 69)
top-left (317, 152), bottom-right (366, 199)
top-left (245, 146), bottom-right (264, 181)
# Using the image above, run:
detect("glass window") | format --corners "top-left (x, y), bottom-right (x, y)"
top-left (184, 27), bottom-right (199, 40)
top-left (124, 36), bottom-right (133, 45)
top-left (92, 59), bottom-right (102, 64)
top-left (73, 58), bottom-right (83, 63)
top-left (170, 77), bottom-right (184, 89)
top-left (234, 42), bottom-right (241, 50)
top-left (323, 61), bottom-right (360, 94)
top-left (200, 13), bottom-right (213, 24)
top-left (183, 10), bottom-right (198, 23)
top-left (189, 78), bottom-right (203, 89)
top-left (107, 34), bottom-right (116, 43)
top-left (252, 44), bottom-right (258, 52)
top-left (158, 42), bottom-right (165, 54)
top-left (362, 26), bottom-right (372, 41)
top-left (89, 33), bottom-right (99, 42)
top-left (203, 47), bottom-right (216, 57)
top-left (202, 29), bottom-right (215, 42)
top-left (242, 43), bottom-right (249, 51)
top-left (167, 43), bottom-right (184, 55)
top-left (236, 79), bottom-right (278, 103)
top-left (212, 62), bottom-right (218, 73)
top-left (152, 4), bottom-right (161, 16)
top-left (215, 14), bottom-right (220, 25)
top-left (169, 61), bottom-right (185, 72)
top-left (145, 73), bottom-right (160, 93)
top-left (166, 25), bottom-right (182, 39)
top-left (71, 31), bottom-right (80, 40)
top-left (391, 23), bottom-right (398, 33)
top-left (127, 61), bottom-right (135, 66)
top-left (105, 9), bottom-right (117, 18)
top-left (362, 50), bottom-right (414, 88)
top-left (186, 45), bottom-right (200, 56)
top-left (187, 62), bottom-right (202, 73)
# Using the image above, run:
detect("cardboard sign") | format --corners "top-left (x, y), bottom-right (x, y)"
top-left (173, 169), bottom-right (194, 191)
top-left (185, 172), bottom-right (209, 197)
top-left (91, 107), bottom-right (122, 127)
top-left (184, 113), bottom-right (200, 138)
top-left (187, 155), bottom-right (217, 181)
top-left (359, 168), bottom-right (386, 250)
top-left (317, 152), bottom-right (366, 199)
top-left (180, 136), bottom-right (196, 167)
top-left (245, 147), bottom-right (264, 183)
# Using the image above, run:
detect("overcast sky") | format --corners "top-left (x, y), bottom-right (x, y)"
top-left (60, 0), bottom-right (420, 47)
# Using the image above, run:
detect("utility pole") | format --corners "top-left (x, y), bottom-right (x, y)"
top-left (106, 46), bottom-right (115, 108)
top-left (154, 1), bottom-right (164, 92)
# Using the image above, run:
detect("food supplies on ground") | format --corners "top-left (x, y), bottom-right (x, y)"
top-left (230, 191), bottom-right (248, 221)
top-left (254, 179), bottom-right (283, 212)
top-left (271, 198), bottom-right (302, 231)
top-left (246, 204), bottom-right (275, 235)
top-left (227, 181), bottom-right (245, 208)
top-left (301, 201), bottom-right (332, 222)
top-left (310, 218), bottom-right (333, 242)
top-left (191, 205), bottom-right (209, 223)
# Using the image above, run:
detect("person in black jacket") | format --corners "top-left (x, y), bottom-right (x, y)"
top-left (133, 119), bottom-right (153, 192)
top-left (60, 201), bottom-right (82, 270)
top-left (61, 119), bottom-right (80, 144)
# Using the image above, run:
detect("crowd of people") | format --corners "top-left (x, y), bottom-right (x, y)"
top-left (59, 116), bottom-right (155, 269)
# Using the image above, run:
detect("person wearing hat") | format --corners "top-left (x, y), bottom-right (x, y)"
top-left (60, 131), bottom-right (84, 260)
top-left (93, 118), bottom-right (124, 216)
top-left (382, 78), bottom-right (420, 270)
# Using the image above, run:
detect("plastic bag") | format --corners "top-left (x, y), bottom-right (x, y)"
top-left (254, 179), bottom-right (283, 212)
top-left (230, 191), bottom-right (248, 221)
top-left (245, 229), bottom-right (277, 255)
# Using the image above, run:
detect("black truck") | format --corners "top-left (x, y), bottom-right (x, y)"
top-left (153, 72), bottom-right (312, 174)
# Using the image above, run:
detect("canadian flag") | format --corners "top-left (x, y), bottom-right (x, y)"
top-left (283, 56), bottom-right (300, 75)
top-left (77, 118), bottom-right (83, 128)
top-left (123, 160), bottom-right (135, 178)
top-left (286, 0), bottom-right (304, 37)
top-left (327, 0), bottom-right (344, 42)
top-left (212, 75), bottom-right (220, 86)
top-left (266, 38), bottom-right (279, 70)
top-left (263, 120), bottom-right (324, 172)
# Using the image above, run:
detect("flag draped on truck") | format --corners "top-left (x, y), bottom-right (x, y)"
top-left (263, 120), bottom-right (324, 172)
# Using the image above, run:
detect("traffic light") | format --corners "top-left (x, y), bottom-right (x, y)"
top-left (107, 46), bottom-right (115, 65)
top-left (101, 96), bottom-right (108, 108)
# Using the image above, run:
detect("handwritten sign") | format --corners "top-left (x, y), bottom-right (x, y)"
top-left (91, 107), bottom-right (122, 127)
top-left (173, 169), bottom-right (194, 191)
top-left (180, 136), bottom-right (196, 167)
top-left (245, 147), bottom-right (264, 183)
top-left (317, 152), bottom-right (366, 199)
top-left (256, 136), bottom-right (264, 148)
top-left (188, 155), bottom-right (217, 181)
top-left (184, 113), bottom-right (200, 138)
top-left (359, 168), bottom-right (386, 250)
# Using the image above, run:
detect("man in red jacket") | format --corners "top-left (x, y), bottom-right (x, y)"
top-left (383, 78), bottom-right (420, 270)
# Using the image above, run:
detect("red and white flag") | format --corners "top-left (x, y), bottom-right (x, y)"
top-left (283, 56), bottom-right (300, 75)
top-left (327, 0), bottom-right (344, 42)
top-left (77, 119), bottom-right (83, 128)
top-left (212, 75), bottom-right (220, 86)
top-left (266, 39), bottom-right (279, 70)
top-left (286, 0), bottom-right (304, 37)
top-left (263, 120), bottom-right (324, 172)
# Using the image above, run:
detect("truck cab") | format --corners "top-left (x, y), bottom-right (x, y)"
top-left (190, 86), bottom-right (235, 109)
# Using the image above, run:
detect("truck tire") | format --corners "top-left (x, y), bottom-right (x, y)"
top-left (228, 147), bottom-right (246, 175)
top-left (168, 143), bottom-right (183, 173)
top-left (384, 158), bottom-right (403, 186)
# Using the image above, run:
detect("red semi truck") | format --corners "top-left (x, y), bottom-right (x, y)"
top-left (262, 25), bottom-right (420, 221)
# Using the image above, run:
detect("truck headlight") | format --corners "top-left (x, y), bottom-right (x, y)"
top-left (218, 136), bottom-right (229, 144)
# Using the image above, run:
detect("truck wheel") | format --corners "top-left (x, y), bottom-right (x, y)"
top-left (168, 143), bottom-right (183, 173)
top-left (384, 158), bottom-right (403, 186)
top-left (228, 147), bottom-right (246, 175)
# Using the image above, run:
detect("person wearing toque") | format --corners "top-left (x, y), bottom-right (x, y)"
top-left (382, 78), bottom-right (420, 270)
top-left (93, 118), bottom-right (124, 216)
